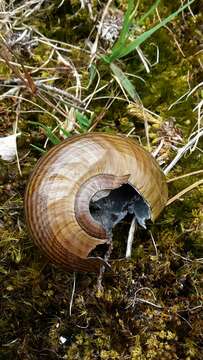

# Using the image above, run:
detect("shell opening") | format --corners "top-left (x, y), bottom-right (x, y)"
top-left (89, 183), bottom-right (151, 237)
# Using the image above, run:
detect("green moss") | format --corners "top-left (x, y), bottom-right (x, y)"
top-left (0, 1), bottom-right (202, 359)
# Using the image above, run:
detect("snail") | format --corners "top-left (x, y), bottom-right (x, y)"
top-left (24, 133), bottom-right (168, 273)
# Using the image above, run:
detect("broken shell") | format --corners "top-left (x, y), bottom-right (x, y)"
top-left (24, 133), bottom-right (168, 273)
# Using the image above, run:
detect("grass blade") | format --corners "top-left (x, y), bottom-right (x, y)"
top-left (113, 0), bottom-right (135, 50)
top-left (105, 0), bottom-right (194, 63)
top-left (58, 126), bottom-right (70, 138)
top-left (30, 144), bottom-right (46, 153)
top-left (110, 62), bottom-right (138, 101)
top-left (28, 121), bottom-right (61, 145)
top-left (88, 64), bottom-right (97, 88)
top-left (138, 0), bottom-right (161, 25)
top-left (76, 111), bottom-right (92, 131)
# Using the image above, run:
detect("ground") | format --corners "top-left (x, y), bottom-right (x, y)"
top-left (0, 1), bottom-right (202, 359)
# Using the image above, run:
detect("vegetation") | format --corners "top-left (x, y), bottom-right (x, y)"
top-left (0, 1), bottom-right (202, 359)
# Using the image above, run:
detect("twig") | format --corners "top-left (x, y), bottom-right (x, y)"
top-left (36, 83), bottom-right (84, 106)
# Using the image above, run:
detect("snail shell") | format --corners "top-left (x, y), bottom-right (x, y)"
top-left (25, 133), bottom-right (168, 273)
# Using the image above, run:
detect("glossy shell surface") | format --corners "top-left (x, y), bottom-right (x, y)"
top-left (25, 133), bottom-right (168, 272)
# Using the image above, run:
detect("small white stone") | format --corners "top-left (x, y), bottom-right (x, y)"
top-left (59, 336), bottom-right (67, 344)
top-left (0, 133), bottom-right (21, 161)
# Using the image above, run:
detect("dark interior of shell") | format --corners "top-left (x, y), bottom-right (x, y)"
top-left (89, 184), bottom-right (151, 237)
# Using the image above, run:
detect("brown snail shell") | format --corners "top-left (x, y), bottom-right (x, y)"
top-left (24, 133), bottom-right (168, 273)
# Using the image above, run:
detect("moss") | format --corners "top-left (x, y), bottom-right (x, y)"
top-left (0, 1), bottom-right (202, 359)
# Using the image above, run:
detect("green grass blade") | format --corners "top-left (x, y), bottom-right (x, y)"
top-left (110, 62), bottom-right (138, 101)
top-left (28, 121), bottom-right (61, 145)
top-left (106, 0), bottom-right (194, 63)
top-left (88, 64), bottom-right (97, 88)
top-left (76, 111), bottom-right (92, 131)
top-left (103, 0), bottom-right (135, 64)
top-left (58, 126), bottom-right (70, 138)
top-left (113, 0), bottom-right (135, 50)
top-left (138, 0), bottom-right (161, 25)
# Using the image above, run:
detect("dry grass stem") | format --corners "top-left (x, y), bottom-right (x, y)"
top-left (166, 179), bottom-right (203, 206)
top-left (156, 8), bottom-right (185, 57)
top-left (167, 169), bottom-right (203, 183)
top-left (14, 93), bottom-right (22, 176)
top-left (69, 272), bottom-right (76, 317)
top-left (163, 128), bottom-right (203, 174)
top-left (149, 230), bottom-right (158, 257)
top-left (126, 216), bottom-right (137, 258)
